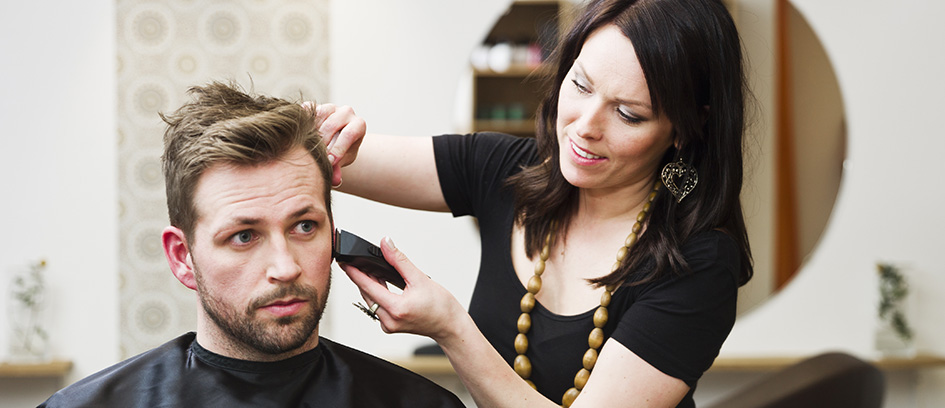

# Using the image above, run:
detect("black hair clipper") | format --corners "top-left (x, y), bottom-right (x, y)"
top-left (332, 229), bottom-right (406, 289)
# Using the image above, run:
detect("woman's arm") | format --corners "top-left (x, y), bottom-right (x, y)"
top-left (344, 238), bottom-right (690, 408)
top-left (312, 103), bottom-right (448, 212)
top-left (574, 342), bottom-right (689, 407)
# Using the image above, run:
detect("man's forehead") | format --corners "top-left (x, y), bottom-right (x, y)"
top-left (192, 152), bottom-right (328, 227)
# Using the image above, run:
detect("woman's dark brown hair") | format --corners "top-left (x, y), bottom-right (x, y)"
top-left (508, 0), bottom-right (753, 287)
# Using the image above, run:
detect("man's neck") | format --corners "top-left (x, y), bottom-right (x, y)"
top-left (195, 320), bottom-right (320, 362)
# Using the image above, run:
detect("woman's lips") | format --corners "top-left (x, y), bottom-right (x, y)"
top-left (569, 140), bottom-right (605, 164)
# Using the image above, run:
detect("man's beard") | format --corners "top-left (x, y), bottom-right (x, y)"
top-left (194, 264), bottom-right (328, 356)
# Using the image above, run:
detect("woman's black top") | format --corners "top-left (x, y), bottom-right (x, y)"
top-left (433, 132), bottom-right (739, 407)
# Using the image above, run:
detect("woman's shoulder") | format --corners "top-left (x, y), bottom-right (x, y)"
top-left (435, 131), bottom-right (534, 154)
top-left (681, 229), bottom-right (737, 257)
top-left (627, 230), bottom-right (740, 302)
top-left (434, 132), bottom-right (539, 178)
top-left (445, 130), bottom-right (534, 153)
top-left (678, 229), bottom-right (741, 282)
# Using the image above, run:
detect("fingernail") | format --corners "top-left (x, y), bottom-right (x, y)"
top-left (328, 153), bottom-right (336, 165)
top-left (383, 236), bottom-right (396, 249)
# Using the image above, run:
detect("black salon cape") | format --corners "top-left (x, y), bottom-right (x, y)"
top-left (39, 332), bottom-right (464, 408)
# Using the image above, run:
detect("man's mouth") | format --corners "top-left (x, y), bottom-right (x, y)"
top-left (260, 298), bottom-right (307, 317)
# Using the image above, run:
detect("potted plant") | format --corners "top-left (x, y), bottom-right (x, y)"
top-left (874, 262), bottom-right (915, 357)
top-left (7, 259), bottom-right (50, 362)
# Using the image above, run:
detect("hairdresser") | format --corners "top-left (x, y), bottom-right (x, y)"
top-left (314, 0), bottom-right (753, 406)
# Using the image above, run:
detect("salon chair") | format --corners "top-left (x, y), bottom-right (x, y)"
top-left (704, 352), bottom-right (885, 408)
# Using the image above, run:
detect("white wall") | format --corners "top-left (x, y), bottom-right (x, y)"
top-left (0, 0), bottom-right (118, 406)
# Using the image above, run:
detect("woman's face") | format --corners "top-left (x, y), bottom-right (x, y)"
top-left (556, 24), bottom-right (674, 194)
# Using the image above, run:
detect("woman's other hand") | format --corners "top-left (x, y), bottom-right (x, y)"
top-left (305, 102), bottom-right (366, 187)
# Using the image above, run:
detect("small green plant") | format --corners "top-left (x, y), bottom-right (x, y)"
top-left (877, 262), bottom-right (913, 341)
top-left (9, 259), bottom-right (49, 358)
top-left (12, 260), bottom-right (46, 308)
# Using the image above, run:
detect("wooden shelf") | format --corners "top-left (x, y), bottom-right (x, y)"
top-left (472, 1), bottom-right (567, 139)
top-left (711, 353), bottom-right (945, 372)
top-left (874, 354), bottom-right (945, 370)
top-left (708, 356), bottom-right (807, 372)
top-left (473, 119), bottom-right (536, 135)
top-left (474, 65), bottom-right (545, 78)
top-left (512, 0), bottom-right (564, 5)
top-left (391, 355), bottom-right (456, 376)
top-left (391, 354), bottom-right (945, 377)
top-left (0, 360), bottom-right (73, 378)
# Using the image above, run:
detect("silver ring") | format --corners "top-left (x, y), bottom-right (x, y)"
top-left (353, 301), bottom-right (380, 321)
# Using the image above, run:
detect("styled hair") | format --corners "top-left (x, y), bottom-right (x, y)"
top-left (508, 0), bottom-right (753, 287)
top-left (160, 81), bottom-right (332, 239)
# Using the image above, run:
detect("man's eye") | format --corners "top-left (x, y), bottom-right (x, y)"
top-left (233, 231), bottom-right (253, 244)
top-left (297, 221), bottom-right (315, 233)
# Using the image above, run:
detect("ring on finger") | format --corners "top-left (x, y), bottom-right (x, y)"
top-left (353, 301), bottom-right (380, 321)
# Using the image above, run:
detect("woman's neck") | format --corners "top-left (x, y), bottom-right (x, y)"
top-left (574, 178), bottom-right (657, 225)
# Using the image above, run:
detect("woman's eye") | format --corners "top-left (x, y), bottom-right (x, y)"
top-left (571, 79), bottom-right (590, 94)
top-left (617, 107), bottom-right (643, 124)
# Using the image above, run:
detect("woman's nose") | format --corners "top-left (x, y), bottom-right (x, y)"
top-left (572, 102), bottom-right (606, 140)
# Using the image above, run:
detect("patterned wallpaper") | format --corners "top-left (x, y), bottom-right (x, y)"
top-left (116, 0), bottom-right (330, 357)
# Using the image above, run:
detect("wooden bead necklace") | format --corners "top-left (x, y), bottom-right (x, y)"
top-left (513, 183), bottom-right (660, 407)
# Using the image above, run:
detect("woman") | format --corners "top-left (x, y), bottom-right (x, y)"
top-left (316, 0), bottom-right (752, 406)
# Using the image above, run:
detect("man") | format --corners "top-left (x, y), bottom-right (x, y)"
top-left (40, 82), bottom-right (464, 407)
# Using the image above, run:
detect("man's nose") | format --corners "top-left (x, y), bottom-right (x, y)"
top-left (266, 237), bottom-right (302, 283)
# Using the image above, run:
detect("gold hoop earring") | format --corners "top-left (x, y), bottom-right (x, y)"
top-left (661, 158), bottom-right (698, 203)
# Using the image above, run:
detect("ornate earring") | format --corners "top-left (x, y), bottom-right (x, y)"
top-left (661, 158), bottom-right (698, 203)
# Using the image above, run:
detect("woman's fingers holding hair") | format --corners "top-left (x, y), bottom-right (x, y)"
top-left (313, 103), bottom-right (365, 169)
top-left (307, 103), bottom-right (365, 187)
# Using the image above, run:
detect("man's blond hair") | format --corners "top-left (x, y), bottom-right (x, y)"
top-left (160, 81), bottom-right (332, 238)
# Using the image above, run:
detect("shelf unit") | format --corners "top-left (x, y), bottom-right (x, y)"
top-left (471, 1), bottom-right (571, 137)
top-left (0, 360), bottom-right (73, 378)
top-left (390, 353), bottom-right (945, 377)
top-left (470, 0), bottom-right (740, 138)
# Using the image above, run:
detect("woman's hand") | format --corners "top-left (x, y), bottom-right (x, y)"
top-left (300, 105), bottom-right (445, 210)
top-left (304, 102), bottom-right (366, 187)
top-left (341, 237), bottom-right (467, 342)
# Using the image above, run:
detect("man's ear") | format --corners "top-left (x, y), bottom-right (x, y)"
top-left (163, 226), bottom-right (197, 291)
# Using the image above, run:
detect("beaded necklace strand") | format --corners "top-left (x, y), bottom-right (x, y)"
top-left (513, 183), bottom-right (660, 407)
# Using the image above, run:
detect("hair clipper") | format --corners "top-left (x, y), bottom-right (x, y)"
top-left (332, 229), bottom-right (406, 289)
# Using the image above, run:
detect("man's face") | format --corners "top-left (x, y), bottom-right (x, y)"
top-left (171, 146), bottom-right (332, 360)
